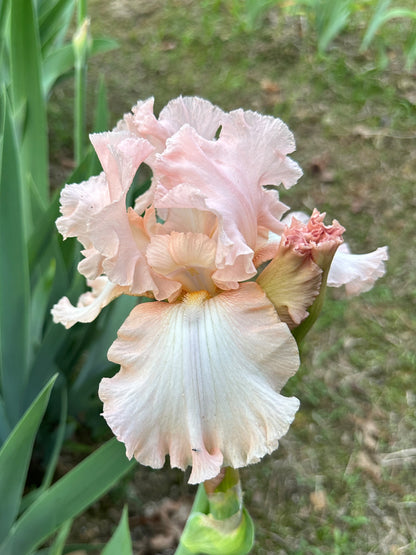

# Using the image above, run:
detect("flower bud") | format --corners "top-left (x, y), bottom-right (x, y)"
top-left (257, 209), bottom-right (344, 341)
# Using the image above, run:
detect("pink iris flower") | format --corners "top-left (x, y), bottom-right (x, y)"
top-left (52, 96), bottom-right (387, 483)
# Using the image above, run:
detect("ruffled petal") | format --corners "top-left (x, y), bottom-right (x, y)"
top-left (99, 282), bottom-right (300, 483)
top-left (221, 109), bottom-right (303, 189)
top-left (155, 117), bottom-right (300, 285)
top-left (67, 135), bottom-right (178, 299)
top-left (56, 133), bottom-right (155, 287)
top-left (89, 205), bottom-right (180, 300)
top-left (51, 277), bottom-right (128, 329)
top-left (89, 131), bottom-right (154, 201)
top-left (328, 243), bottom-right (388, 295)
top-left (56, 173), bottom-right (109, 246)
top-left (125, 96), bottom-right (225, 154)
top-left (146, 231), bottom-right (217, 295)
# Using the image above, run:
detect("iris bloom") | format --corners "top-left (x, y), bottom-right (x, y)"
top-left (52, 96), bottom-right (388, 484)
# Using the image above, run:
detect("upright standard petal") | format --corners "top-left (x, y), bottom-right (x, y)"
top-left (99, 283), bottom-right (300, 484)
top-left (155, 115), bottom-right (300, 286)
top-left (124, 96), bottom-right (225, 154)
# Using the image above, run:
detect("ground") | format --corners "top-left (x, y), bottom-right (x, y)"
top-left (47, 1), bottom-right (416, 553)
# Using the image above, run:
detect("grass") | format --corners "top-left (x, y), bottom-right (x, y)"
top-left (48, 1), bottom-right (416, 553)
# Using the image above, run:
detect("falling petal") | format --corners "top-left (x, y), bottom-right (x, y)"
top-left (99, 283), bottom-right (300, 483)
top-left (328, 243), bottom-right (388, 295)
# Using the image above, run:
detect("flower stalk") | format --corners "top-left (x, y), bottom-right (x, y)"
top-left (73, 3), bottom-right (90, 165)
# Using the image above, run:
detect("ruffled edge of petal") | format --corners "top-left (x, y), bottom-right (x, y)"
top-left (51, 277), bottom-right (128, 328)
top-left (328, 244), bottom-right (388, 295)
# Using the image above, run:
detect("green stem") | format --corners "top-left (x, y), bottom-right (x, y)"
top-left (74, 58), bottom-right (87, 165)
top-left (78, 0), bottom-right (87, 24)
top-left (74, 0), bottom-right (89, 165)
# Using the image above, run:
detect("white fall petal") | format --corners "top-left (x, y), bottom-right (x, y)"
top-left (99, 282), bottom-right (300, 484)
top-left (328, 243), bottom-right (389, 295)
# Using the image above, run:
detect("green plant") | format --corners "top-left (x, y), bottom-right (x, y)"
top-left (0, 1), bottom-right (137, 552)
top-left (0, 376), bottom-right (135, 554)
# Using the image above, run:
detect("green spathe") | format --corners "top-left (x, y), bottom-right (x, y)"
top-left (176, 468), bottom-right (254, 555)
top-left (180, 507), bottom-right (254, 555)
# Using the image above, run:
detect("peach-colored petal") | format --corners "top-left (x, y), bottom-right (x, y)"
top-left (56, 134), bottom-right (155, 286)
top-left (77, 247), bottom-right (105, 279)
top-left (89, 132), bottom-right (153, 202)
top-left (328, 243), bottom-right (388, 295)
top-left (125, 96), bottom-right (225, 154)
top-left (146, 231), bottom-right (217, 295)
top-left (71, 135), bottom-right (179, 300)
top-left (56, 173), bottom-right (109, 246)
top-left (89, 205), bottom-right (181, 301)
top-left (99, 282), bottom-right (300, 483)
top-left (221, 109), bottom-right (303, 189)
top-left (283, 209), bottom-right (345, 269)
top-left (277, 211), bottom-right (388, 295)
top-left (155, 118), bottom-right (300, 285)
top-left (51, 277), bottom-right (128, 329)
top-left (157, 207), bottom-right (218, 236)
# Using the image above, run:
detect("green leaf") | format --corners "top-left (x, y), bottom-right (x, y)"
top-left (101, 506), bottom-right (133, 555)
top-left (38, 0), bottom-right (76, 57)
top-left (10, 0), bottom-right (49, 207)
top-left (47, 519), bottom-right (72, 555)
top-left (69, 294), bottom-right (138, 413)
top-left (316, 0), bottom-right (352, 53)
top-left (177, 477), bottom-right (254, 555)
top-left (0, 88), bottom-right (30, 426)
top-left (0, 439), bottom-right (135, 555)
top-left (0, 395), bottom-right (11, 445)
top-left (20, 385), bottom-right (68, 514)
top-left (361, 0), bottom-right (416, 51)
top-left (0, 375), bottom-right (57, 544)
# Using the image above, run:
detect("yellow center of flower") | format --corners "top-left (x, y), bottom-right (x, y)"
top-left (183, 290), bottom-right (210, 306)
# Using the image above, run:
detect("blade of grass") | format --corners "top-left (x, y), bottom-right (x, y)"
top-left (316, 0), bottom-right (352, 53)
top-left (361, 0), bottom-right (416, 51)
